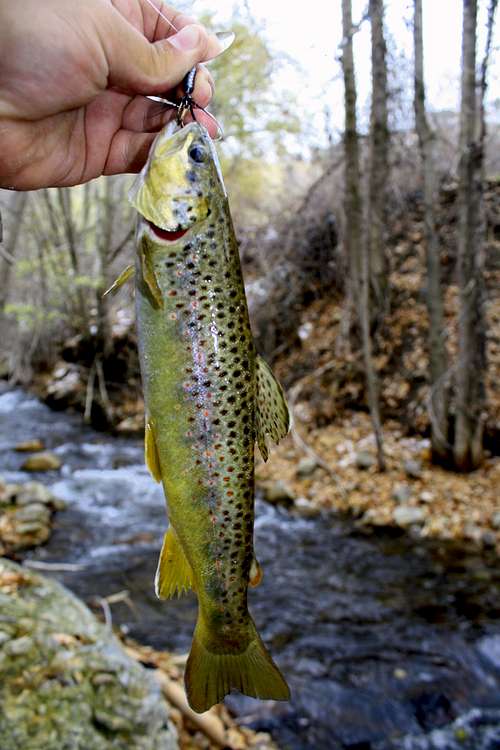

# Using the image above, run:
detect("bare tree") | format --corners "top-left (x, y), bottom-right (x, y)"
top-left (453, 0), bottom-right (496, 470)
top-left (413, 0), bottom-right (450, 463)
top-left (95, 179), bottom-right (116, 360)
top-left (367, 0), bottom-right (390, 322)
top-left (0, 193), bottom-right (28, 322)
top-left (341, 0), bottom-right (386, 470)
top-left (341, 0), bottom-right (363, 311)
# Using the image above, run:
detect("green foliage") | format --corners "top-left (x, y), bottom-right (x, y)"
top-left (202, 13), bottom-right (301, 156)
top-left (4, 303), bottom-right (59, 328)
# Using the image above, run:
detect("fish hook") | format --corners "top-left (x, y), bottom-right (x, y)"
top-left (163, 66), bottom-right (224, 140)
top-left (141, 0), bottom-right (226, 138)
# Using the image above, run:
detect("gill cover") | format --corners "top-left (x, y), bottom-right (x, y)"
top-left (129, 122), bottom-right (215, 231)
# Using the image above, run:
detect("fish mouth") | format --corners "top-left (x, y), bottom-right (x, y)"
top-left (147, 220), bottom-right (190, 242)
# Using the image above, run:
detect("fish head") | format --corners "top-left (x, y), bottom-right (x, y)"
top-left (129, 121), bottom-right (225, 241)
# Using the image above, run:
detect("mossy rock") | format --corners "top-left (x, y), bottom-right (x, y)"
top-left (0, 558), bottom-right (177, 750)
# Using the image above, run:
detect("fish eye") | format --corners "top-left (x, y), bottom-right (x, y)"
top-left (189, 144), bottom-right (206, 164)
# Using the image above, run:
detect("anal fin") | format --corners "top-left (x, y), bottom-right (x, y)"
top-left (255, 355), bottom-right (291, 462)
top-left (145, 419), bottom-right (162, 483)
top-left (155, 526), bottom-right (195, 599)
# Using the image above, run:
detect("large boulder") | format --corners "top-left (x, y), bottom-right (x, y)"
top-left (0, 558), bottom-right (177, 750)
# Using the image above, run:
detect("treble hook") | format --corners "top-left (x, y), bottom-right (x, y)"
top-left (158, 66), bottom-right (223, 139)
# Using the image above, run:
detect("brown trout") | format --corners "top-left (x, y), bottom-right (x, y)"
top-left (127, 121), bottom-right (290, 712)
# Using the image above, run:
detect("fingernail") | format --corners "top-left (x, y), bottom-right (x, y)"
top-left (214, 30), bottom-right (235, 55)
top-left (168, 24), bottom-right (202, 51)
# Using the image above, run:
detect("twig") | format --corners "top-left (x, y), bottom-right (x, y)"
top-left (426, 363), bottom-right (456, 451)
top-left (287, 362), bottom-right (347, 497)
top-left (23, 560), bottom-right (86, 572)
top-left (290, 424), bottom-right (347, 499)
top-left (338, 5), bottom-right (370, 50)
top-left (84, 361), bottom-right (96, 424)
top-left (96, 357), bottom-right (114, 423)
top-left (110, 226), bottom-right (135, 263)
top-left (0, 246), bottom-right (14, 264)
top-left (155, 672), bottom-right (231, 748)
top-left (96, 596), bottom-right (113, 631)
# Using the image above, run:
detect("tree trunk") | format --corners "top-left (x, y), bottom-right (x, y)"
top-left (95, 180), bottom-right (115, 360)
top-left (0, 193), bottom-right (28, 321)
top-left (453, 0), bottom-right (489, 471)
top-left (413, 0), bottom-right (450, 463)
top-left (367, 0), bottom-right (390, 322)
top-left (341, 0), bottom-right (385, 470)
top-left (341, 0), bottom-right (363, 305)
top-left (57, 187), bottom-right (88, 328)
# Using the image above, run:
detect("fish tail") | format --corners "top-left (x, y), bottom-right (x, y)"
top-left (184, 614), bottom-right (290, 713)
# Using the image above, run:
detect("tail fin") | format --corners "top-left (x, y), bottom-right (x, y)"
top-left (185, 616), bottom-right (290, 713)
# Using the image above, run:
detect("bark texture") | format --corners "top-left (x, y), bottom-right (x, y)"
top-left (0, 193), bottom-right (28, 321)
top-left (453, 0), bottom-right (489, 470)
top-left (368, 0), bottom-right (390, 322)
top-left (341, 0), bottom-right (385, 470)
top-left (413, 0), bottom-right (450, 463)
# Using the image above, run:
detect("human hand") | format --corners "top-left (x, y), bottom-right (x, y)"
top-left (0, 0), bottom-right (224, 190)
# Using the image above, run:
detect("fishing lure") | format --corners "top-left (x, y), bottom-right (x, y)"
top-left (142, 0), bottom-right (227, 136)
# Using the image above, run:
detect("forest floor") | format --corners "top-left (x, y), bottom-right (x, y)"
top-left (255, 411), bottom-right (500, 555)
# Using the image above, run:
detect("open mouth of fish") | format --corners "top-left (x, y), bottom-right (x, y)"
top-left (146, 220), bottom-right (190, 242)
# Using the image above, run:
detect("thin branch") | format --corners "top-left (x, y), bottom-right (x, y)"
top-left (23, 560), bottom-right (86, 572)
top-left (110, 226), bottom-right (135, 263)
top-left (84, 362), bottom-right (96, 424)
top-left (338, 5), bottom-right (370, 51)
top-left (96, 358), bottom-right (114, 422)
top-left (155, 672), bottom-right (230, 747)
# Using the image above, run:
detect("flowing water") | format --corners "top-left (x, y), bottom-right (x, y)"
top-left (1, 386), bottom-right (499, 750)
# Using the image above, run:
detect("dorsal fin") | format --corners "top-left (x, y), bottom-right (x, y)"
top-left (255, 355), bottom-right (290, 462)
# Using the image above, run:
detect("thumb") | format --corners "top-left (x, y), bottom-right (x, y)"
top-left (102, 12), bottom-right (222, 95)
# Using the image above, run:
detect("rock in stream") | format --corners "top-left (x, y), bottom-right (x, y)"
top-left (0, 558), bottom-right (177, 750)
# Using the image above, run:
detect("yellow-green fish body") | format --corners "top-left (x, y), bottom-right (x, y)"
top-left (128, 122), bottom-right (290, 712)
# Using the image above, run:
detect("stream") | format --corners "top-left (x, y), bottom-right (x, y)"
top-left (0, 386), bottom-right (499, 750)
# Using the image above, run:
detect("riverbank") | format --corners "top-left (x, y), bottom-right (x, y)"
top-left (256, 411), bottom-right (500, 554)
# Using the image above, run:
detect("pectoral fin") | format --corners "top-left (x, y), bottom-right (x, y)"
top-left (141, 246), bottom-right (163, 309)
top-left (255, 355), bottom-right (290, 462)
top-left (103, 264), bottom-right (135, 297)
top-left (145, 419), bottom-right (162, 483)
top-left (155, 526), bottom-right (194, 599)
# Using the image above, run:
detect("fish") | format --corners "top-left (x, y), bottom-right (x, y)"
top-left (127, 121), bottom-right (291, 713)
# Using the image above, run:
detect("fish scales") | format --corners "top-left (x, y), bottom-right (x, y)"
top-left (129, 122), bottom-right (290, 712)
top-left (137, 188), bottom-right (256, 632)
